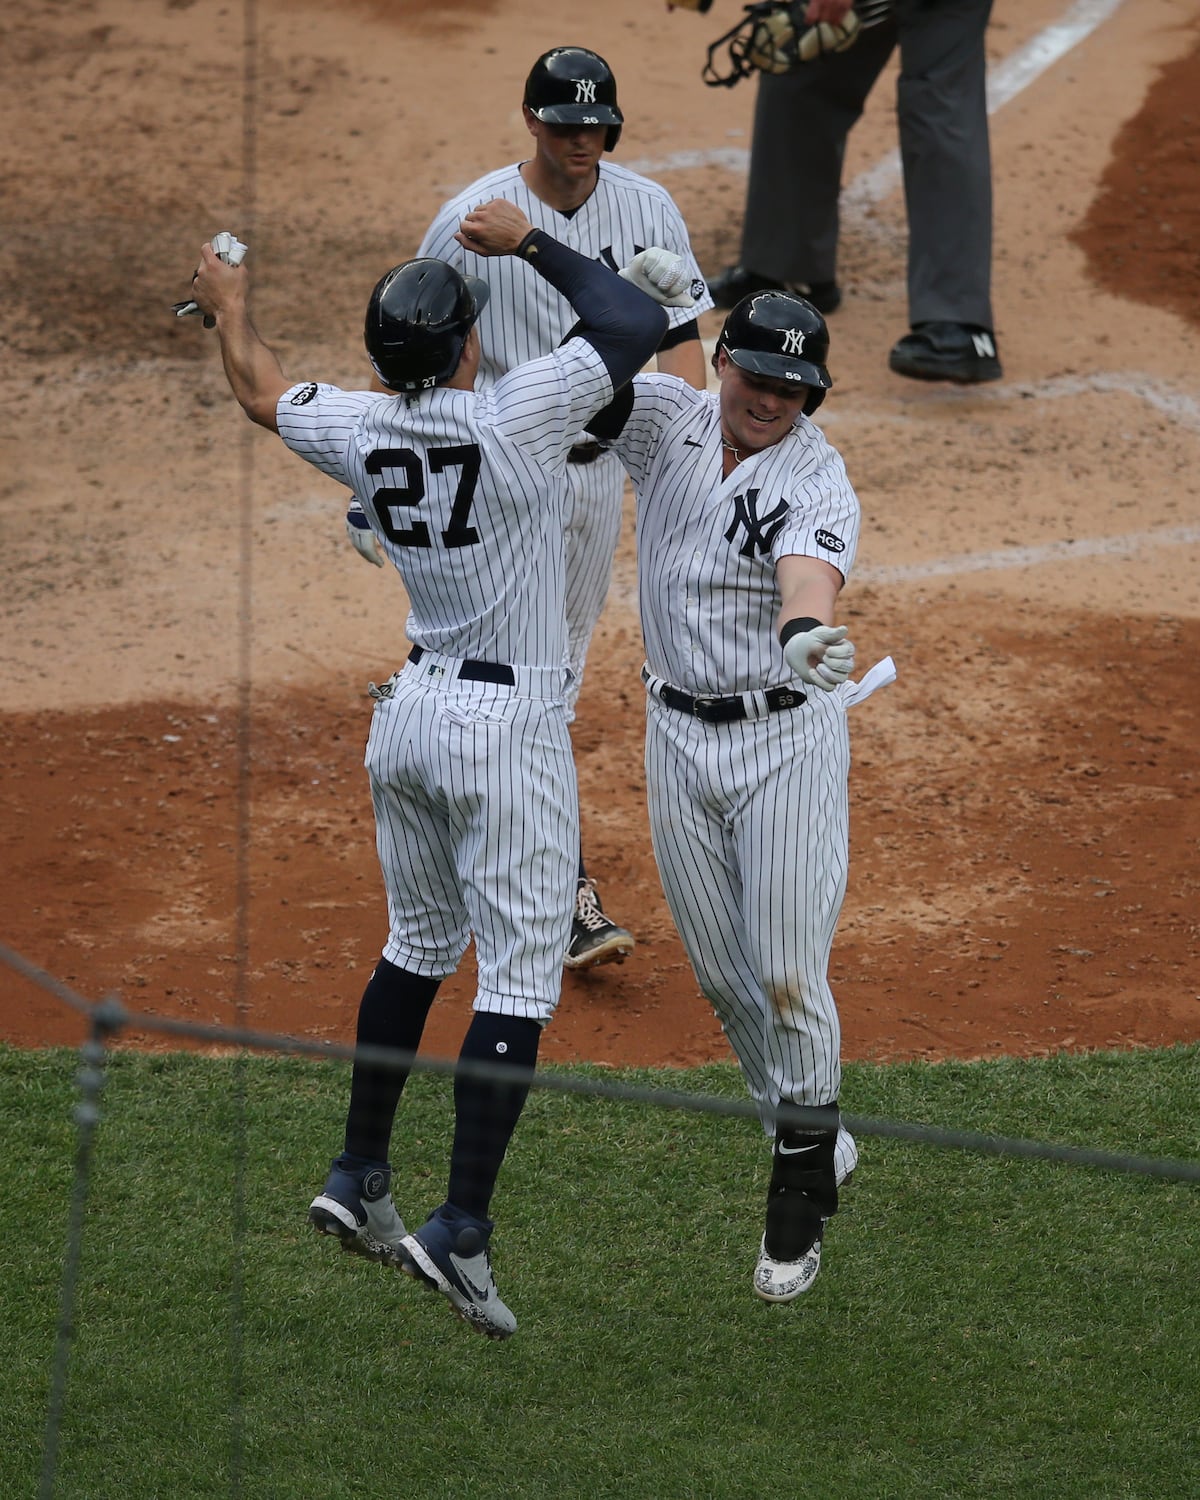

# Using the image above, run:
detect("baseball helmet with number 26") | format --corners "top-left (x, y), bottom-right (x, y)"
top-left (523, 46), bottom-right (624, 152)
top-left (714, 290), bottom-right (833, 415)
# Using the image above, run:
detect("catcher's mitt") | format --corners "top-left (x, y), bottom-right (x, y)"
top-left (702, 2), bottom-right (891, 88)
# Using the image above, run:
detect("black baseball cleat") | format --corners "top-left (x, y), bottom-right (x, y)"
top-left (707, 263), bottom-right (842, 315)
top-left (563, 878), bottom-right (635, 970)
top-left (888, 322), bottom-right (1002, 384)
top-left (308, 1153), bottom-right (407, 1265)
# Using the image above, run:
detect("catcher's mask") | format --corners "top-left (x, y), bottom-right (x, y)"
top-left (713, 291), bottom-right (833, 415)
top-left (523, 46), bottom-right (623, 152)
top-left (364, 259), bottom-right (490, 394)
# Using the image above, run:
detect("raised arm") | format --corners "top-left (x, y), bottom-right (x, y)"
top-left (190, 242), bottom-right (290, 431)
top-left (456, 199), bottom-right (668, 390)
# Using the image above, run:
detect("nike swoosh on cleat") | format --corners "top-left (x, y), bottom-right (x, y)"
top-left (777, 1142), bottom-right (819, 1155)
top-left (451, 1259), bottom-right (493, 1303)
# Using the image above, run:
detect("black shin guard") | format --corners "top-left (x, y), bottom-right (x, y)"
top-left (765, 1108), bottom-right (840, 1259)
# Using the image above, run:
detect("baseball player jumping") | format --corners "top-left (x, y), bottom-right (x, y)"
top-left (586, 282), bottom-right (894, 1300)
top-left (186, 203), bottom-right (670, 1338)
top-left (346, 45), bottom-right (714, 971)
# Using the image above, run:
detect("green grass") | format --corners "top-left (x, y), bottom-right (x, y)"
top-left (2, 1045), bottom-right (1198, 1499)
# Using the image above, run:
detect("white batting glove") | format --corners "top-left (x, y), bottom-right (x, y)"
top-left (618, 247), bottom-right (696, 308)
top-left (345, 498), bottom-right (385, 566)
top-left (173, 231), bottom-right (249, 326)
top-left (783, 623), bottom-right (856, 691)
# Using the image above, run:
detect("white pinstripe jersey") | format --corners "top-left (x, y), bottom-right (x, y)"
top-left (613, 376), bottom-right (862, 696)
top-left (418, 161), bottom-right (713, 383)
top-left (275, 340), bottom-right (613, 668)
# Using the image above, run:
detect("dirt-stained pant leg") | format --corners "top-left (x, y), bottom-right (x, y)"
top-left (644, 693), bottom-right (849, 1130)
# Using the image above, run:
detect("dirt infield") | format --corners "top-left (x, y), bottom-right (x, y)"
top-left (2, 0), bottom-right (1197, 1067)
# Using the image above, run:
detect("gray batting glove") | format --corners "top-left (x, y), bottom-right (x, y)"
top-left (783, 623), bottom-right (855, 690)
top-left (345, 499), bottom-right (385, 566)
top-left (618, 247), bottom-right (696, 308)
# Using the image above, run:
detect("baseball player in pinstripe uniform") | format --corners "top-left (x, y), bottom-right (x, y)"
top-left (187, 200), bottom-right (670, 1338)
top-left (586, 283), bottom-right (894, 1301)
top-left (347, 45), bottom-right (714, 970)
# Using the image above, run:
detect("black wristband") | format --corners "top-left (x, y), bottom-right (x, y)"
top-left (779, 616), bottom-right (822, 647)
top-left (515, 228), bottom-right (545, 261)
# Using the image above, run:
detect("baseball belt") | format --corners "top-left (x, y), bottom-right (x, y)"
top-left (642, 665), bottom-right (806, 723)
top-left (408, 644), bottom-right (515, 686)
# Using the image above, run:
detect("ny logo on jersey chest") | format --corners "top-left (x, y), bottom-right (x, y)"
top-left (724, 488), bottom-right (789, 559)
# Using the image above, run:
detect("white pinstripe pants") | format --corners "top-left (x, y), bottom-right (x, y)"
top-left (644, 690), bottom-right (850, 1131)
top-left (563, 453), bottom-right (625, 720)
top-left (365, 661), bottom-right (579, 1022)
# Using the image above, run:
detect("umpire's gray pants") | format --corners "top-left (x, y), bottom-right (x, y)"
top-left (740, 0), bottom-right (995, 329)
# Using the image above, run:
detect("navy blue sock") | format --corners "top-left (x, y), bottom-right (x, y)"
top-left (343, 958), bottom-right (440, 1162)
top-left (447, 1012), bottom-right (542, 1221)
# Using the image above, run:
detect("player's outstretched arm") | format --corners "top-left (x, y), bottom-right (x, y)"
top-left (190, 243), bottom-right (290, 431)
top-left (457, 199), bottom-right (668, 390)
top-left (776, 555), bottom-right (855, 690)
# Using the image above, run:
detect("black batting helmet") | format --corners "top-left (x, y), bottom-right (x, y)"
top-left (713, 290), bottom-right (833, 415)
top-left (523, 46), bottom-right (623, 152)
top-left (364, 259), bottom-right (490, 394)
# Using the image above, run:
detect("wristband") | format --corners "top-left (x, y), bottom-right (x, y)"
top-left (515, 228), bottom-right (546, 261)
top-left (779, 616), bottom-right (822, 647)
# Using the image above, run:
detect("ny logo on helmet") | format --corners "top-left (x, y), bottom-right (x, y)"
top-left (574, 78), bottom-right (597, 103)
top-left (781, 328), bottom-right (806, 356)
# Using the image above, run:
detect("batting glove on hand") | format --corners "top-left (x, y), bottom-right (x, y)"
top-left (345, 499), bottom-right (385, 566)
top-left (173, 231), bottom-right (248, 328)
top-left (783, 623), bottom-right (856, 691)
top-left (618, 247), bottom-right (696, 308)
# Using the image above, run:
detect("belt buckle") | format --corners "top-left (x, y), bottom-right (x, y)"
top-left (692, 694), bottom-right (720, 720)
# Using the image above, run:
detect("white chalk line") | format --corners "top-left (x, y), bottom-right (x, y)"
top-left (816, 372), bottom-right (1200, 435)
top-left (831, 369), bottom-right (1200, 583)
top-left (855, 524), bottom-right (1200, 586)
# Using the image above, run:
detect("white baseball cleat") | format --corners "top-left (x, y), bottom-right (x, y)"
top-left (753, 1227), bottom-right (823, 1302)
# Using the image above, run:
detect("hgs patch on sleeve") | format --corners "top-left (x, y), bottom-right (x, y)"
top-left (815, 529), bottom-right (845, 553)
top-left (289, 382), bottom-right (319, 406)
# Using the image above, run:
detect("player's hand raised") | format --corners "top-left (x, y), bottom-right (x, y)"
top-left (456, 199), bottom-right (535, 257)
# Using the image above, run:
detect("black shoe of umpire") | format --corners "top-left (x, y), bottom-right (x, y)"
top-left (707, 264), bottom-right (842, 315)
top-left (888, 322), bottom-right (1002, 384)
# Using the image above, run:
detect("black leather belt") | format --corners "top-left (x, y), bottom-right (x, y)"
top-left (643, 667), bottom-right (806, 724)
top-left (408, 644), bottom-right (515, 686)
top-left (566, 440), bottom-right (609, 465)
